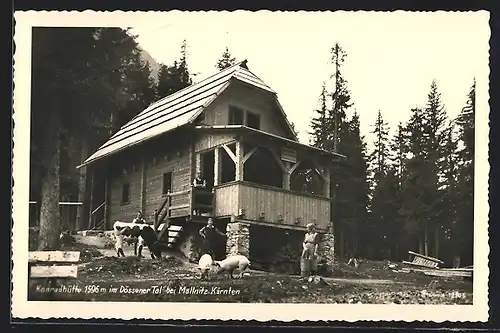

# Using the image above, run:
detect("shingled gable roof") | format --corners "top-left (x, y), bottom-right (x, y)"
top-left (78, 60), bottom-right (297, 168)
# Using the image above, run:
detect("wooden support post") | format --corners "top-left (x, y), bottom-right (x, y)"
top-left (103, 178), bottom-right (109, 231)
top-left (140, 158), bottom-right (146, 214)
top-left (323, 166), bottom-right (331, 198)
top-left (242, 147), bottom-right (258, 164)
top-left (235, 141), bottom-right (244, 181)
top-left (284, 160), bottom-right (301, 190)
top-left (283, 162), bottom-right (291, 190)
top-left (214, 147), bottom-right (221, 186)
top-left (221, 144), bottom-right (237, 163)
top-left (267, 147), bottom-right (289, 189)
top-left (87, 170), bottom-right (94, 229)
top-left (190, 142), bottom-right (196, 183)
top-left (195, 152), bottom-right (202, 175)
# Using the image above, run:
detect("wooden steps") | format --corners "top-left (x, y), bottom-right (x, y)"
top-left (157, 224), bottom-right (183, 248)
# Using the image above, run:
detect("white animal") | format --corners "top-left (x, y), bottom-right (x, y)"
top-left (214, 255), bottom-right (250, 279)
top-left (198, 254), bottom-right (214, 280)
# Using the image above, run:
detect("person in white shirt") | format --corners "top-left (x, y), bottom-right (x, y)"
top-left (192, 172), bottom-right (208, 215)
top-left (114, 226), bottom-right (127, 257)
top-left (192, 172), bottom-right (207, 188)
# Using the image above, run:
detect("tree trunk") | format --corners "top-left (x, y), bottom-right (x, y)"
top-left (340, 230), bottom-right (344, 261)
top-left (434, 225), bottom-right (440, 259)
top-left (424, 226), bottom-right (429, 256)
top-left (38, 117), bottom-right (61, 250)
top-left (76, 139), bottom-right (88, 230)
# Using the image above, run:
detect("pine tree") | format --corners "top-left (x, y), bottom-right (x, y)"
top-left (309, 83), bottom-right (329, 149)
top-left (215, 46), bottom-right (237, 71)
top-left (329, 43), bottom-right (352, 153)
top-left (367, 110), bottom-right (391, 259)
top-left (454, 78), bottom-right (475, 266)
top-left (178, 39), bottom-right (192, 86)
top-left (337, 112), bottom-right (370, 258)
top-left (440, 122), bottom-right (459, 263)
top-left (421, 80), bottom-right (448, 257)
top-left (399, 107), bottom-right (428, 254)
top-left (389, 122), bottom-right (408, 185)
top-left (157, 39), bottom-right (193, 99)
top-left (369, 110), bottom-right (390, 185)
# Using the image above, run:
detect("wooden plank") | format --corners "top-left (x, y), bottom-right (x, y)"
top-left (408, 251), bottom-right (444, 264)
top-left (30, 265), bottom-right (78, 278)
top-left (113, 221), bottom-right (154, 230)
top-left (158, 224), bottom-right (182, 232)
top-left (29, 251), bottom-right (80, 263)
top-left (169, 204), bottom-right (190, 211)
top-left (168, 230), bottom-right (181, 238)
top-left (402, 267), bottom-right (472, 278)
top-left (402, 260), bottom-right (436, 269)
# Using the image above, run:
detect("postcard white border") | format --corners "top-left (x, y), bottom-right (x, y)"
top-left (11, 10), bottom-right (491, 322)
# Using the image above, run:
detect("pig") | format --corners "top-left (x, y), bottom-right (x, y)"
top-left (197, 254), bottom-right (214, 280)
top-left (213, 255), bottom-right (250, 279)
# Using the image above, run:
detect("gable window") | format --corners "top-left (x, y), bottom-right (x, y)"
top-left (121, 183), bottom-right (130, 205)
top-left (162, 172), bottom-right (173, 195)
top-left (246, 111), bottom-right (261, 130)
top-left (229, 105), bottom-right (244, 125)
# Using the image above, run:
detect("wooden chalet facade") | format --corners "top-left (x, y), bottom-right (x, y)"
top-left (78, 60), bottom-right (343, 267)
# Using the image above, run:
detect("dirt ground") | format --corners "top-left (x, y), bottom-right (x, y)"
top-left (28, 240), bottom-right (473, 304)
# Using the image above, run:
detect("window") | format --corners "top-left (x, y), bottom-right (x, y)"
top-left (229, 105), bottom-right (244, 125)
top-left (121, 183), bottom-right (130, 205)
top-left (162, 172), bottom-right (173, 195)
top-left (246, 111), bottom-right (261, 130)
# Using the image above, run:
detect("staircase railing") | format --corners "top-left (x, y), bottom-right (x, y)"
top-left (89, 201), bottom-right (105, 231)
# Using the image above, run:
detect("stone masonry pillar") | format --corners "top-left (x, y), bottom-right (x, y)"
top-left (226, 222), bottom-right (250, 257)
top-left (317, 233), bottom-right (335, 269)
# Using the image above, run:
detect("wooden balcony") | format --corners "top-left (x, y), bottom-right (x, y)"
top-left (213, 181), bottom-right (331, 231)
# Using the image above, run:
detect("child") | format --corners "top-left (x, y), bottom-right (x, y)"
top-left (114, 226), bottom-right (127, 257)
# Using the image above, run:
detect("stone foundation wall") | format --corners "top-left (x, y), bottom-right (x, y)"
top-left (317, 233), bottom-right (335, 270)
top-left (226, 222), bottom-right (250, 257)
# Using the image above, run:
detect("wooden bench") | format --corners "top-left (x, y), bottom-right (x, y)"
top-left (28, 251), bottom-right (80, 291)
top-left (402, 251), bottom-right (444, 269)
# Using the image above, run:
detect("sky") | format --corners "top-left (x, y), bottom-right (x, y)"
top-left (128, 11), bottom-right (490, 147)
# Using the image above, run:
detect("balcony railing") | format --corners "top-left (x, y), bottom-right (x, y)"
top-left (213, 181), bottom-right (331, 230)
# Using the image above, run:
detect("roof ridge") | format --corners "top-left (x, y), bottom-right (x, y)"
top-left (123, 60), bottom-right (248, 127)
top-left (147, 59), bottom-right (247, 109)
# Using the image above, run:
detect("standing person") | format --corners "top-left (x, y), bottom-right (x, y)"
top-left (192, 172), bottom-right (207, 188)
top-left (114, 226), bottom-right (127, 257)
top-left (132, 211), bottom-right (147, 257)
top-left (199, 218), bottom-right (226, 258)
top-left (192, 172), bottom-right (207, 215)
top-left (301, 223), bottom-right (319, 260)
